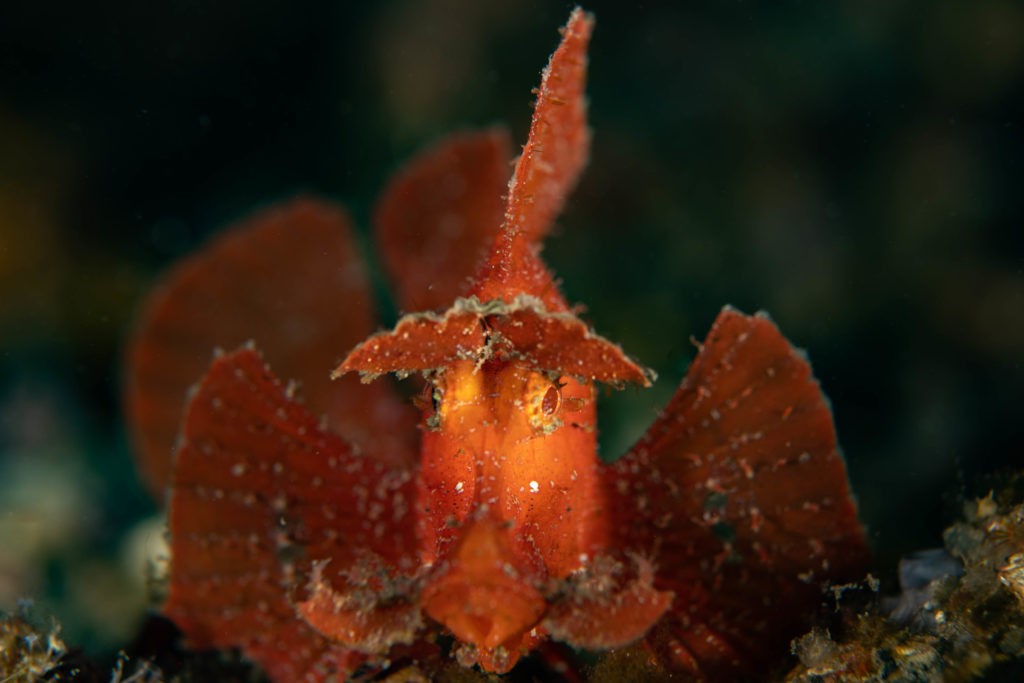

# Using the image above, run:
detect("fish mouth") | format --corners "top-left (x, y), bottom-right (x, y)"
top-left (419, 517), bottom-right (546, 655)
top-left (420, 572), bottom-right (545, 651)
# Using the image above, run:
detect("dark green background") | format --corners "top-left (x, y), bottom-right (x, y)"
top-left (1, 0), bottom-right (1021, 666)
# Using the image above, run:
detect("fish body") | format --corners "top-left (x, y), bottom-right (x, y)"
top-left (126, 9), bottom-right (868, 681)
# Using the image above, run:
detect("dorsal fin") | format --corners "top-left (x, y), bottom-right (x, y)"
top-left (470, 8), bottom-right (593, 310)
top-left (375, 129), bottom-right (512, 313)
top-left (335, 10), bottom-right (637, 385)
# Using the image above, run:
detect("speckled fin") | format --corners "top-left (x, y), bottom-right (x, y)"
top-left (470, 8), bottom-right (593, 307)
top-left (605, 307), bottom-right (869, 678)
top-left (166, 347), bottom-right (420, 681)
top-left (375, 128), bottom-right (512, 313)
top-left (338, 305), bottom-right (651, 386)
top-left (125, 197), bottom-right (417, 499)
top-left (489, 308), bottom-right (651, 385)
top-left (336, 10), bottom-right (616, 381)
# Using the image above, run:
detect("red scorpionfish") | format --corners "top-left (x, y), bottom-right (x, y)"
top-left (125, 8), bottom-right (868, 681)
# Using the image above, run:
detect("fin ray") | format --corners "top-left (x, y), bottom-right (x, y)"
top-left (470, 9), bottom-right (593, 307)
top-left (166, 347), bottom-right (419, 678)
top-left (126, 198), bottom-right (418, 498)
top-left (605, 307), bottom-right (868, 677)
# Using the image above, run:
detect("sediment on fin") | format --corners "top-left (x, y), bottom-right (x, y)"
top-left (296, 559), bottom-right (423, 653)
top-left (544, 554), bottom-right (673, 650)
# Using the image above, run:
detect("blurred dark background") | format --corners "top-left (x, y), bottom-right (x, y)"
top-left (0, 0), bottom-right (1021, 667)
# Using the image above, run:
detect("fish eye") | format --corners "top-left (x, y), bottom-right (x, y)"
top-left (541, 385), bottom-right (561, 416)
top-left (525, 373), bottom-right (564, 435)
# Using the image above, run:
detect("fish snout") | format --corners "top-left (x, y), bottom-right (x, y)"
top-left (420, 518), bottom-right (545, 661)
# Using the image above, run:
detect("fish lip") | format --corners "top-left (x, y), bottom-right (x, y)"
top-left (420, 570), bottom-right (546, 650)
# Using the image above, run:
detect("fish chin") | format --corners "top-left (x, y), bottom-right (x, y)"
top-left (420, 519), bottom-right (546, 669)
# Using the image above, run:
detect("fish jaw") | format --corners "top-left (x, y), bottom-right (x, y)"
top-left (409, 358), bottom-right (608, 670)
top-left (419, 518), bottom-right (546, 673)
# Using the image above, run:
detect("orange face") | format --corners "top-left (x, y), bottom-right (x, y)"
top-left (417, 361), bottom-right (603, 572)
top-left (414, 360), bottom-right (602, 663)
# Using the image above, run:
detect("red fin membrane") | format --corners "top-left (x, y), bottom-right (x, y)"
top-left (126, 198), bottom-right (417, 499)
top-left (489, 308), bottom-right (652, 386)
top-left (166, 348), bottom-right (421, 680)
top-left (337, 300), bottom-right (651, 386)
top-left (375, 129), bottom-right (512, 312)
top-left (544, 556), bottom-right (672, 650)
top-left (336, 309), bottom-right (483, 380)
top-left (471, 9), bottom-right (593, 307)
top-left (605, 307), bottom-right (868, 678)
top-left (500, 9), bottom-right (591, 242)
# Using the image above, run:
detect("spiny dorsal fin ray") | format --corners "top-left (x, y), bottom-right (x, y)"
top-left (470, 8), bottom-right (593, 309)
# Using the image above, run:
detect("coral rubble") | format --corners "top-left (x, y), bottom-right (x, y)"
top-left (784, 491), bottom-right (1024, 682)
